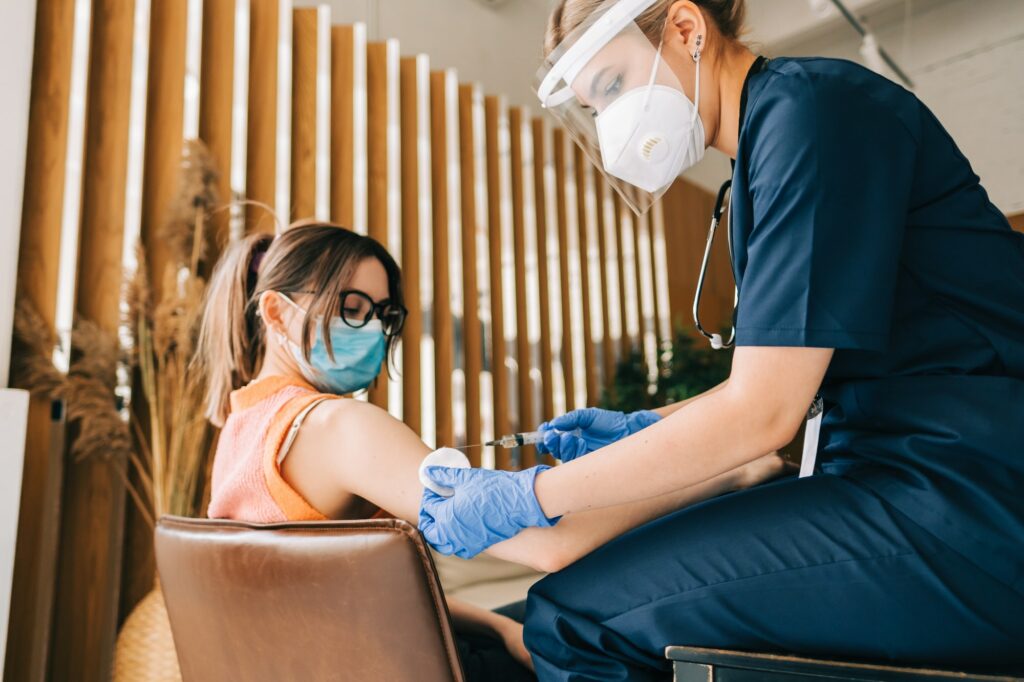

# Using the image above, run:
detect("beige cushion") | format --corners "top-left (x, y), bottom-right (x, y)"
top-left (432, 551), bottom-right (545, 610)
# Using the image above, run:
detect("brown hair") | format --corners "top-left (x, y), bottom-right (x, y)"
top-left (544, 0), bottom-right (746, 56)
top-left (195, 223), bottom-right (404, 426)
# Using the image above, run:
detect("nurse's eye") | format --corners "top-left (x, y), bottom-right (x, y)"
top-left (603, 73), bottom-right (623, 98)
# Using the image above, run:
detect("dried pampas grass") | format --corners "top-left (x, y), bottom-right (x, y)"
top-left (129, 138), bottom-right (219, 520)
top-left (160, 139), bottom-right (219, 271)
top-left (10, 301), bottom-right (148, 524)
top-left (10, 298), bottom-right (63, 399)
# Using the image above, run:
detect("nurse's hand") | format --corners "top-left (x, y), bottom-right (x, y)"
top-left (419, 465), bottom-right (560, 559)
top-left (536, 408), bottom-right (661, 462)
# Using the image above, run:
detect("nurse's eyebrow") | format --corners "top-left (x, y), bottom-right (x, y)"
top-left (589, 66), bottom-right (610, 99)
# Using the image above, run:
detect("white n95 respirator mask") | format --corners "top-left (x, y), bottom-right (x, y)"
top-left (535, 0), bottom-right (705, 214)
top-left (595, 44), bottom-right (705, 194)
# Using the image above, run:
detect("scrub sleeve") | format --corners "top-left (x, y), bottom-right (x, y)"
top-left (522, 61), bottom-right (1024, 682)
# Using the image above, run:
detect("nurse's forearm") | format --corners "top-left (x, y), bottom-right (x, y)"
top-left (535, 389), bottom-right (776, 517)
top-left (534, 347), bottom-right (832, 517)
top-left (487, 460), bottom-right (754, 573)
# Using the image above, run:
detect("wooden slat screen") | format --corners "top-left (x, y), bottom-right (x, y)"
top-left (9, 9), bottom-right (737, 678)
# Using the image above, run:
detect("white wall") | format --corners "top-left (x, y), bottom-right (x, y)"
top-left (0, 0), bottom-right (35, 672)
top-left (0, 0), bottom-right (37, 386)
top-left (296, 0), bottom-right (551, 112)
top-left (751, 0), bottom-right (1024, 214)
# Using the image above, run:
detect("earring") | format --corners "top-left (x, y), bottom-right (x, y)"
top-left (693, 34), bottom-right (703, 62)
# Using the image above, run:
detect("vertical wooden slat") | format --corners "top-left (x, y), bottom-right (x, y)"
top-left (6, 1), bottom-right (76, 679)
top-left (274, 0), bottom-right (291, 223)
top-left (429, 70), bottom-right (454, 447)
top-left (399, 55), bottom-right (433, 444)
top-left (117, 0), bottom-right (154, 628)
top-left (635, 210), bottom-right (659, 381)
top-left (290, 8), bottom-right (317, 220)
top-left (551, 129), bottom-right (575, 414)
top-left (330, 23), bottom-right (366, 233)
top-left (399, 56), bottom-right (421, 435)
top-left (481, 95), bottom-right (509, 466)
top-left (289, 5), bottom-right (329, 223)
top-left (440, 72), bottom-right (466, 447)
top-left (544, 133), bottom-right (566, 419)
top-left (313, 7), bottom-right (330, 221)
top-left (555, 131), bottom-right (587, 410)
top-left (650, 198), bottom-right (673, 347)
top-left (366, 42), bottom-right (389, 246)
top-left (530, 119), bottom-right (556, 424)
top-left (382, 42), bottom-right (402, 419)
top-left (617, 195), bottom-right (641, 355)
top-left (574, 147), bottom-right (601, 403)
top-left (596, 177), bottom-right (621, 389)
top-left (366, 40), bottom-right (399, 410)
top-left (227, 0), bottom-right (250, 240)
top-left (458, 84), bottom-right (495, 462)
top-left (458, 84), bottom-right (482, 460)
top-left (508, 109), bottom-right (531, 460)
top-left (509, 108), bottom-right (541, 463)
top-left (199, 0), bottom-right (236, 254)
top-left (245, 0), bottom-right (278, 231)
top-left (49, 0), bottom-right (135, 676)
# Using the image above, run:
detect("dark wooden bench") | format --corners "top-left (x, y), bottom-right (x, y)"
top-left (667, 646), bottom-right (1022, 682)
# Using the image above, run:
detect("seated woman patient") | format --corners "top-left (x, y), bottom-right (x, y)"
top-left (195, 223), bottom-right (784, 679)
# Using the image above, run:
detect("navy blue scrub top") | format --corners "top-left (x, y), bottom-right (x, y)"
top-left (729, 57), bottom-right (1024, 591)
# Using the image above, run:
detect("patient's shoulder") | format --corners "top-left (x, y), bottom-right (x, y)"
top-left (306, 395), bottom-right (396, 429)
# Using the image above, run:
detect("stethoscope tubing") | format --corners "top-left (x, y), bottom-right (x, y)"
top-left (693, 179), bottom-right (737, 350)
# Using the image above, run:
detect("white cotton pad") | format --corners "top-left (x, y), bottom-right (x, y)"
top-left (419, 447), bottom-right (471, 497)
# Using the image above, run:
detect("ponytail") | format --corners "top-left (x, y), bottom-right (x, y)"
top-left (195, 233), bottom-right (273, 426)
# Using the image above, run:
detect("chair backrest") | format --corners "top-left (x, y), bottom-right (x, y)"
top-left (155, 516), bottom-right (465, 682)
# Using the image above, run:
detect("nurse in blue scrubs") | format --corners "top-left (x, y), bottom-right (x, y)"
top-left (418, 1), bottom-right (1024, 679)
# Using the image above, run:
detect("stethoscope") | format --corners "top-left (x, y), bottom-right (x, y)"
top-left (693, 178), bottom-right (737, 350)
top-left (693, 177), bottom-right (824, 477)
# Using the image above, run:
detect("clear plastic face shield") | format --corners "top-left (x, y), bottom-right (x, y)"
top-left (535, 0), bottom-right (705, 214)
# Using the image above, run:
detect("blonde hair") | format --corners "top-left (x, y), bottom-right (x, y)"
top-left (194, 224), bottom-right (404, 426)
top-left (544, 0), bottom-right (746, 56)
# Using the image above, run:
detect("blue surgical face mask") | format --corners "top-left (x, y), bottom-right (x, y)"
top-left (278, 295), bottom-right (387, 395)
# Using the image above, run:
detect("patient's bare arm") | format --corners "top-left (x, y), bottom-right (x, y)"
top-left (283, 398), bottom-right (788, 574)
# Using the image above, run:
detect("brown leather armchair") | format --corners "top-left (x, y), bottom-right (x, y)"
top-left (155, 516), bottom-right (465, 682)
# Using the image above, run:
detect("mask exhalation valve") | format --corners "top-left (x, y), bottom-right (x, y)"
top-left (640, 134), bottom-right (669, 163)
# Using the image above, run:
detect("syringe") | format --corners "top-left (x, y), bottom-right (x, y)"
top-left (484, 431), bottom-right (544, 449)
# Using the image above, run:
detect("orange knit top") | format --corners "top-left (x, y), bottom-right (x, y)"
top-left (208, 375), bottom-right (364, 522)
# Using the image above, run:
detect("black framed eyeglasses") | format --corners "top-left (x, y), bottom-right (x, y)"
top-left (336, 289), bottom-right (407, 336)
top-left (289, 288), bottom-right (407, 336)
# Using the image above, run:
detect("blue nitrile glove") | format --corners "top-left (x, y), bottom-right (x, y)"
top-left (535, 408), bottom-right (662, 462)
top-left (419, 465), bottom-right (559, 559)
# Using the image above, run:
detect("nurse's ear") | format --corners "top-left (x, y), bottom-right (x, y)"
top-left (661, 1), bottom-right (710, 114)
top-left (663, 0), bottom-right (708, 62)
